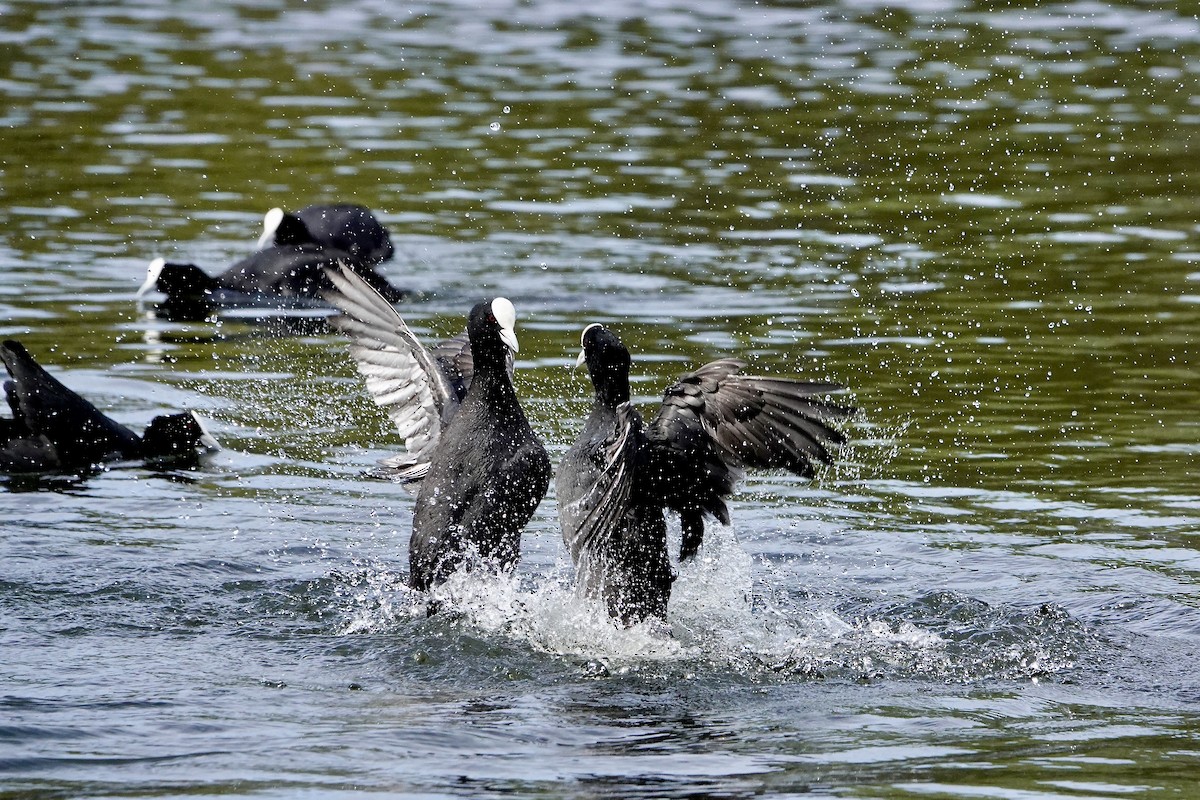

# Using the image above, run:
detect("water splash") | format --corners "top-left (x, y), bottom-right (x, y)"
top-left (669, 523), bottom-right (950, 679)
top-left (322, 521), bottom-right (1089, 685)
top-left (433, 569), bottom-right (692, 663)
top-left (335, 563), bottom-right (425, 634)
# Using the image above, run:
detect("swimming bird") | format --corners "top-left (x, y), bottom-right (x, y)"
top-left (137, 244), bottom-right (406, 319)
top-left (0, 340), bottom-right (218, 474)
top-left (257, 204), bottom-right (395, 265)
top-left (323, 265), bottom-right (550, 593)
top-left (557, 324), bottom-right (854, 625)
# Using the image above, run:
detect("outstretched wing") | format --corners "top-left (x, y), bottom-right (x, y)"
top-left (653, 358), bottom-right (852, 477)
top-left (672, 359), bottom-right (853, 475)
top-left (323, 264), bottom-right (459, 480)
top-left (647, 359), bottom-right (853, 557)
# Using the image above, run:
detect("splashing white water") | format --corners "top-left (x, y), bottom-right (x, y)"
top-left (337, 564), bottom-right (425, 634)
top-left (332, 523), bottom-right (954, 678)
top-left (430, 569), bottom-right (694, 663)
top-left (668, 523), bottom-right (948, 676)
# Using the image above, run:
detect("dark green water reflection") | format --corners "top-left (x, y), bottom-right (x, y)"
top-left (2, 1), bottom-right (1199, 797)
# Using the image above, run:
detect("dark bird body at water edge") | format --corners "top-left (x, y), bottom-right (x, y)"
top-left (322, 265), bottom-right (550, 594)
top-left (557, 324), bottom-right (854, 626)
top-left (0, 340), bottom-right (218, 474)
top-left (139, 204), bottom-right (405, 319)
top-left (257, 204), bottom-right (395, 265)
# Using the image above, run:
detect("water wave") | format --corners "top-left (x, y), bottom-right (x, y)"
top-left (321, 523), bottom-right (1091, 685)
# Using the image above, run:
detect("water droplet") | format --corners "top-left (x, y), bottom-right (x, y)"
top-left (489, 122), bottom-right (500, 132)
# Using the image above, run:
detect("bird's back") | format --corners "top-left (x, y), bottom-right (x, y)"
top-left (218, 245), bottom-right (338, 297)
top-left (296, 204), bottom-right (394, 264)
top-left (556, 401), bottom-right (624, 558)
top-left (219, 245), bottom-right (405, 304)
top-left (1, 341), bottom-right (141, 469)
top-left (557, 399), bottom-right (675, 624)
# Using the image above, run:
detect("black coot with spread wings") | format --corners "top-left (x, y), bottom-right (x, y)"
top-left (323, 265), bottom-right (550, 593)
top-left (0, 340), bottom-right (218, 473)
top-left (557, 324), bottom-right (854, 625)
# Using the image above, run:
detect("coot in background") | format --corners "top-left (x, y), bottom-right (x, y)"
top-left (139, 204), bottom-right (405, 320)
top-left (557, 323), bottom-right (854, 625)
top-left (323, 265), bottom-right (549, 594)
top-left (0, 340), bottom-right (218, 474)
top-left (257, 204), bottom-right (395, 265)
top-left (138, 247), bottom-right (406, 312)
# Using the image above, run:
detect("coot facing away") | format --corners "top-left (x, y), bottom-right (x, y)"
top-left (258, 204), bottom-right (394, 265)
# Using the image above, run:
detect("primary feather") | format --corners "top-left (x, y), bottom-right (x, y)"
top-left (557, 324), bottom-right (854, 624)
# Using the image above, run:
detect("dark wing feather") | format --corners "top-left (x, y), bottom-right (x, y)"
top-left (645, 358), bottom-right (853, 556)
top-left (699, 377), bottom-right (851, 475)
top-left (562, 403), bottom-right (640, 564)
top-left (0, 340), bottom-right (140, 465)
top-left (662, 359), bottom-right (853, 475)
top-left (322, 264), bottom-right (458, 480)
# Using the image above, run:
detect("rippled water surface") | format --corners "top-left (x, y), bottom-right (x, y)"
top-left (3, 0), bottom-right (1200, 796)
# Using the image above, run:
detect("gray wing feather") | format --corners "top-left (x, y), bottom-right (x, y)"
top-left (564, 403), bottom-right (640, 563)
top-left (428, 331), bottom-right (472, 402)
top-left (323, 264), bottom-right (457, 479)
top-left (659, 358), bottom-right (853, 477)
top-left (428, 331), bottom-right (514, 386)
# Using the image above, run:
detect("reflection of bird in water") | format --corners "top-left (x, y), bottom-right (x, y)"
top-left (0, 339), bottom-right (218, 474)
top-left (322, 265), bottom-right (550, 595)
top-left (557, 324), bottom-right (854, 626)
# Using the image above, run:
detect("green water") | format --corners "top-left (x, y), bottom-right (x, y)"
top-left (2, 2), bottom-right (1199, 797)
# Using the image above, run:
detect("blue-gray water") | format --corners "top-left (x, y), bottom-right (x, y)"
top-left (3, 1), bottom-right (1199, 796)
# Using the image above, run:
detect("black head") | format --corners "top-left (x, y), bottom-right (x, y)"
top-left (259, 208), bottom-right (316, 249)
top-left (140, 412), bottom-right (218, 462)
top-left (137, 258), bottom-right (218, 298)
top-left (467, 298), bottom-right (519, 365)
top-left (578, 323), bottom-right (631, 406)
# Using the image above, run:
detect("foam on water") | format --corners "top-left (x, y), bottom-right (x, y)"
top-left (323, 520), bottom-right (1086, 684)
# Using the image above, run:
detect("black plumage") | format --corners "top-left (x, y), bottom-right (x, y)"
top-left (0, 340), bottom-right (218, 474)
top-left (258, 204), bottom-right (395, 265)
top-left (139, 204), bottom-right (404, 317)
top-left (557, 324), bottom-right (854, 625)
top-left (323, 266), bottom-right (550, 594)
top-left (138, 246), bottom-right (406, 315)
